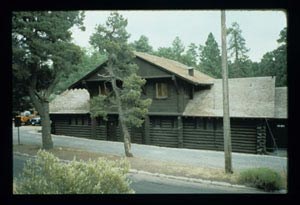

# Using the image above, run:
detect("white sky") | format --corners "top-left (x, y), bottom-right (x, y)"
top-left (71, 10), bottom-right (287, 62)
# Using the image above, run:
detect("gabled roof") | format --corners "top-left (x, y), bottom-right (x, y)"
top-left (183, 77), bottom-right (277, 118)
top-left (134, 51), bottom-right (214, 85)
top-left (274, 87), bottom-right (288, 119)
top-left (49, 89), bottom-right (90, 114)
top-left (69, 51), bottom-right (214, 89)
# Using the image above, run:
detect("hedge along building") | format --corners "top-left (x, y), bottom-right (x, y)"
top-left (49, 52), bottom-right (287, 154)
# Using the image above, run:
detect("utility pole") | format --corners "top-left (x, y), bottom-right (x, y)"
top-left (221, 10), bottom-right (233, 173)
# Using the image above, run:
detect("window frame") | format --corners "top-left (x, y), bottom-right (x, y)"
top-left (155, 82), bottom-right (168, 99)
top-left (98, 83), bottom-right (110, 96)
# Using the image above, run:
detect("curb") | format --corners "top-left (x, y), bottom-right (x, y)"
top-left (128, 168), bottom-right (247, 189)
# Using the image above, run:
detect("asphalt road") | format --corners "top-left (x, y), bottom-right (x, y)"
top-left (12, 125), bottom-right (287, 173)
top-left (13, 154), bottom-right (265, 194)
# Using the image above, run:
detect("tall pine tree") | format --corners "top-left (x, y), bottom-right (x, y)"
top-left (199, 33), bottom-right (222, 78)
top-left (89, 12), bottom-right (152, 157)
top-left (130, 35), bottom-right (153, 53)
top-left (12, 11), bottom-right (85, 149)
top-left (227, 22), bottom-right (251, 77)
top-left (259, 27), bottom-right (287, 86)
top-left (181, 43), bottom-right (198, 67)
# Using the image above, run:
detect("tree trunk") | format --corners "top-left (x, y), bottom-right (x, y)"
top-left (40, 101), bottom-right (54, 149)
top-left (28, 87), bottom-right (53, 149)
top-left (111, 78), bottom-right (133, 157)
top-left (119, 117), bottom-right (133, 157)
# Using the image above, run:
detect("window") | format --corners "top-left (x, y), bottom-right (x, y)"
top-left (156, 83), bottom-right (168, 99)
top-left (98, 83), bottom-right (110, 96)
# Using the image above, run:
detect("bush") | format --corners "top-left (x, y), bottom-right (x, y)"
top-left (14, 150), bottom-right (134, 194)
top-left (238, 167), bottom-right (283, 191)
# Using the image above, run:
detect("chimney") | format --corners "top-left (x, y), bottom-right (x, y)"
top-left (188, 67), bottom-right (194, 76)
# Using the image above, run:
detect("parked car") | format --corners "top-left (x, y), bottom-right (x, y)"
top-left (29, 117), bottom-right (41, 126)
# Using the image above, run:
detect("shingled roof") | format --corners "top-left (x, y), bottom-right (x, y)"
top-left (134, 51), bottom-right (214, 85)
top-left (183, 77), bottom-right (277, 118)
top-left (51, 77), bottom-right (287, 119)
top-left (49, 89), bottom-right (90, 114)
top-left (274, 87), bottom-right (288, 119)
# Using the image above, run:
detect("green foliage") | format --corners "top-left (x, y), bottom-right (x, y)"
top-left (53, 48), bottom-right (107, 95)
top-left (181, 43), bottom-right (198, 67)
top-left (226, 22), bottom-right (252, 78)
top-left (121, 74), bottom-right (152, 127)
top-left (171, 36), bottom-right (185, 60)
top-left (12, 74), bottom-right (33, 113)
top-left (130, 35), bottom-right (153, 53)
top-left (199, 33), bottom-right (221, 78)
top-left (12, 11), bottom-right (85, 92)
top-left (90, 12), bottom-right (138, 78)
top-left (156, 36), bottom-right (185, 61)
top-left (89, 12), bottom-right (151, 129)
top-left (90, 94), bottom-right (114, 120)
top-left (12, 11), bottom-right (86, 148)
top-left (227, 22), bottom-right (250, 62)
top-left (14, 150), bottom-right (134, 194)
top-left (155, 47), bottom-right (175, 60)
top-left (258, 27), bottom-right (287, 86)
top-left (238, 168), bottom-right (283, 191)
top-left (155, 37), bottom-right (199, 68)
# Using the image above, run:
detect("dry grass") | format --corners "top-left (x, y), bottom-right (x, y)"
top-left (13, 144), bottom-right (240, 184)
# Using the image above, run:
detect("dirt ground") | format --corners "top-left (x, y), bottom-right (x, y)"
top-left (14, 144), bottom-right (241, 184)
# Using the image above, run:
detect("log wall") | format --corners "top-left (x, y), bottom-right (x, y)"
top-left (51, 114), bottom-right (264, 154)
top-left (51, 114), bottom-right (92, 139)
top-left (149, 116), bottom-right (178, 148)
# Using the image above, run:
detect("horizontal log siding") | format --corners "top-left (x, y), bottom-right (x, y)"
top-left (183, 118), bottom-right (258, 154)
top-left (146, 80), bottom-right (178, 113)
top-left (129, 126), bottom-right (144, 144)
top-left (149, 117), bottom-right (178, 148)
top-left (51, 114), bottom-right (261, 154)
top-left (51, 114), bottom-right (91, 139)
top-left (183, 118), bottom-right (216, 150)
top-left (95, 118), bottom-right (107, 140)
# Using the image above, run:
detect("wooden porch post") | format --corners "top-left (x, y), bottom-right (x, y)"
top-left (178, 116), bottom-right (183, 148)
top-left (144, 115), bottom-right (150, 145)
top-left (91, 117), bottom-right (97, 139)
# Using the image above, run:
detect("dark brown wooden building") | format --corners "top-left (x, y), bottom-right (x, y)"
top-left (50, 52), bottom-right (288, 154)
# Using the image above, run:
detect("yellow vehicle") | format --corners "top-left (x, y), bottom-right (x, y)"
top-left (16, 110), bottom-right (37, 125)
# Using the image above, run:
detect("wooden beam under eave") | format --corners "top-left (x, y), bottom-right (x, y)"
top-left (172, 75), bottom-right (179, 94)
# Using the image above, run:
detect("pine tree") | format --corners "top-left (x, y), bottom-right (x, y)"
top-left (199, 33), bottom-right (222, 78)
top-left (52, 48), bottom-right (107, 96)
top-left (259, 27), bottom-right (287, 86)
top-left (89, 12), bottom-right (152, 157)
top-left (130, 35), bottom-right (153, 53)
top-left (171, 36), bottom-right (185, 60)
top-left (155, 36), bottom-right (185, 62)
top-left (227, 22), bottom-right (251, 77)
top-left (12, 11), bottom-right (85, 149)
top-left (181, 43), bottom-right (198, 67)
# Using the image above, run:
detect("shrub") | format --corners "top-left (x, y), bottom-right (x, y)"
top-left (238, 167), bottom-right (283, 191)
top-left (14, 150), bottom-right (134, 194)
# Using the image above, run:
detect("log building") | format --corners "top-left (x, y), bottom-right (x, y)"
top-left (50, 52), bottom-right (287, 154)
